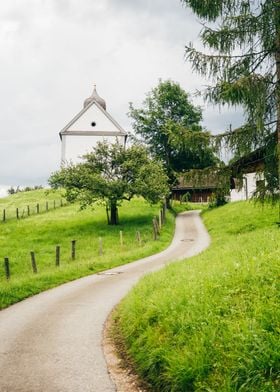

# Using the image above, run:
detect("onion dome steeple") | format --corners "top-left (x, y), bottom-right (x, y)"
top-left (83, 84), bottom-right (106, 110)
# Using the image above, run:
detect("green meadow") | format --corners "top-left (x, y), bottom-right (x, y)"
top-left (0, 190), bottom-right (174, 309)
top-left (115, 201), bottom-right (280, 392)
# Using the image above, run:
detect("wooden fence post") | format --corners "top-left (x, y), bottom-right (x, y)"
top-left (99, 237), bottom-right (103, 256)
top-left (163, 200), bottom-right (167, 222)
top-left (16, 208), bottom-right (19, 219)
top-left (27, 205), bottom-right (30, 216)
top-left (136, 231), bottom-right (141, 245)
top-left (154, 216), bottom-right (160, 235)
top-left (53, 200), bottom-right (56, 209)
top-left (3, 209), bottom-right (6, 222)
top-left (60, 199), bottom-right (63, 207)
top-left (152, 218), bottom-right (158, 240)
top-left (30, 251), bottom-right (38, 274)
top-left (36, 203), bottom-right (40, 214)
top-left (71, 240), bottom-right (76, 260)
top-left (56, 246), bottom-right (60, 266)
top-left (46, 201), bottom-right (49, 212)
top-left (158, 210), bottom-right (162, 230)
top-left (4, 257), bottom-right (10, 280)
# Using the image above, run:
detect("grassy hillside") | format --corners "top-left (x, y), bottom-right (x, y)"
top-left (0, 190), bottom-right (175, 309)
top-left (0, 189), bottom-right (66, 220)
top-left (115, 201), bottom-right (280, 392)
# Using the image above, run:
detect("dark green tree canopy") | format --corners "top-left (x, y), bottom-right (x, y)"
top-left (49, 142), bottom-right (169, 225)
top-left (129, 80), bottom-right (217, 186)
top-left (182, 0), bottom-right (280, 197)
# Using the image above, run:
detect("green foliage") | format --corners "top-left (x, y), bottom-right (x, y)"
top-left (0, 192), bottom-right (175, 309)
top-left (208, 189), bottom-right (228, 208)
top-left (129, 80), bottom-right (217, 186)
top-left (182, 0), bottom-right (280, 195)
top-left (116, 201), bottom-right (280, 391)
top-left (181, 192), bottom-right (191, 203)
top-left (49, 142), bottom-right (169, 225)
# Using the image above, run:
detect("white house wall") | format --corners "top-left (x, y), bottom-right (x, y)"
top-left (230, 172), bottom-right (263, 201)
top-left (230, 188), bottom-right (247, 202)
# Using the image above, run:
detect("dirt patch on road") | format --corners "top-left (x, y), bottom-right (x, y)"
top-left (103, 310), bottom-right (150, 392)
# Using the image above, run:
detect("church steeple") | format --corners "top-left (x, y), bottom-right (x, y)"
top-left (83, 84), bottom-right (107, 110)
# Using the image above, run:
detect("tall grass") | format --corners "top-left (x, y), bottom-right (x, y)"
top-left (0, 191), bottom-right (175, 309)
top-left (116, 201), bottom-right (280, 391)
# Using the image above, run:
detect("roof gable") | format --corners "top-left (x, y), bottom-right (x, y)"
top-left (60, 100), bottom-right (127, 136)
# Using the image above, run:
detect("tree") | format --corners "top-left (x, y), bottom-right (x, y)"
top-left (182, 0), bottom-right (280, 198)
top-left (129, 80), bottom-right (217, 189)
top-left (49, 142), bottom-right (169, 225)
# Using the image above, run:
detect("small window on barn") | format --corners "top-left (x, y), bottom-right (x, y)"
top-left (91, 122), bottom-right (96, 127)
top-left (256, 179), bottom-right (265, 191)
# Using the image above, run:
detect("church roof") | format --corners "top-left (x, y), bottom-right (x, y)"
top-left (84, 85), bottom-right (106, 110)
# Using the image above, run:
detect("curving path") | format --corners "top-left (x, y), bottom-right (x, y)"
top-left (0, 211), bottom-right (210, 392)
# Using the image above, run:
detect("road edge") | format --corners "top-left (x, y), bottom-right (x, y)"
top-left (103, 210), bottom-right (211, 391)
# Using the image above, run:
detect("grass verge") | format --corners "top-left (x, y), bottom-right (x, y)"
top-left (115, 201), bottom-right (280, 392)
top-left (0, 191), bottom-right (175, 309)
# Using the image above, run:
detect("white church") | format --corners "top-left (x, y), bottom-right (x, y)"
top-left (59, 85), bottom-right (127, 164)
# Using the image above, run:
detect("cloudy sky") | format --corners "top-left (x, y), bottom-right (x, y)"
top-left (0, 0), bottom-right (244, 192)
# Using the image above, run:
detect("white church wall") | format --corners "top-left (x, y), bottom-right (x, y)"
top-left (63, 135), bottom-right (126, 164)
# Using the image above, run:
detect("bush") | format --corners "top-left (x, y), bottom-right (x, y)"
top-left (209, 189), bottom-right (228, 208)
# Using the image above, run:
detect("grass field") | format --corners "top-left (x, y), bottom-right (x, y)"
top-left (115, 201), bottom-right (280, 392)
top-left (0, 190), bottom-right (175, 309)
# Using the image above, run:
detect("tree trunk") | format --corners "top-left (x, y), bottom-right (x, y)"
top-left (106, 205), bottom-right (110, 225)
top-left (275, 0), bottom-right (280, 191)
top-left (109, 200), bottom-right (119, 225)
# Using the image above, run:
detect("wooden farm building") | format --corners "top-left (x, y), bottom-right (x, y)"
top-left (172, 170), bottom-right (227, 203)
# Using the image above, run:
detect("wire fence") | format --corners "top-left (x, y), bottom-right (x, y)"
top-left (1, 205), bottom-right (167, 281)
top-left (1, 199), bottom-right (67, 223)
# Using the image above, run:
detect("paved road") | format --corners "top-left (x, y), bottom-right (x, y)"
top-left (0, 211), bottom-right (210, 392)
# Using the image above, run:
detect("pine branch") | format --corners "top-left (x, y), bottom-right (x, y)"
top-left (186, 45), bottom-right (267, 60)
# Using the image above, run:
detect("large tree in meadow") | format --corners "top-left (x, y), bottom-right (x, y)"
top-left (182, 0), bottom-right (280, 198)
top-left (49, 142), bottom-right (169, 225)
top-left (129, 80), bottom-right (217, 189)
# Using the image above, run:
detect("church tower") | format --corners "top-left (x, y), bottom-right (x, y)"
top-left (59, 85), bottom-right (127, 165)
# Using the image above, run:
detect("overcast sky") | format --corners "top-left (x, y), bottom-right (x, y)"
top-left (0, 0), bottom-right (244, 192)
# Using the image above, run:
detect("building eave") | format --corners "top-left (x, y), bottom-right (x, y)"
top-left (59, 130), bottom-right (127, 137)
